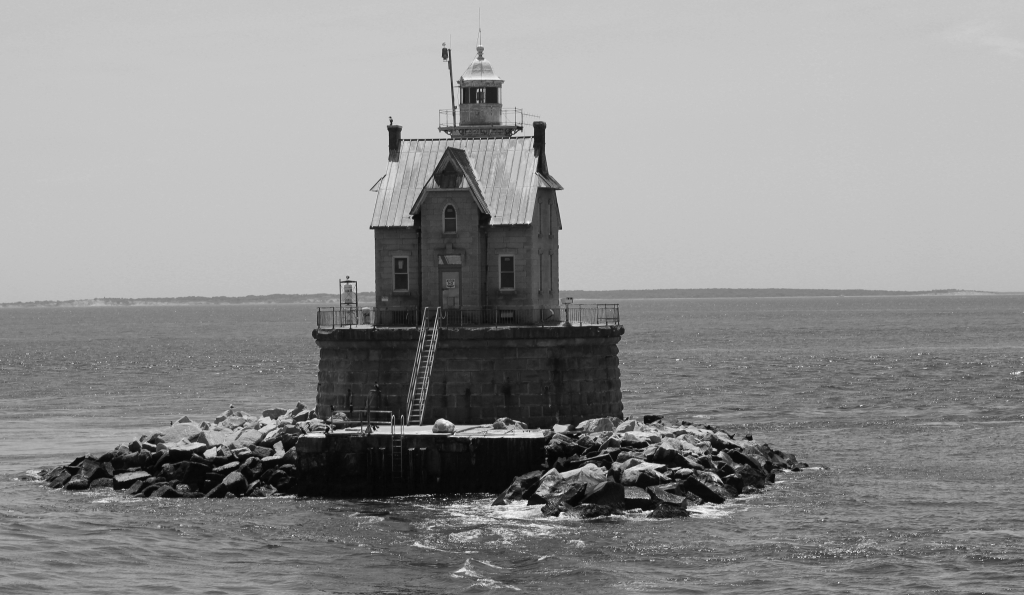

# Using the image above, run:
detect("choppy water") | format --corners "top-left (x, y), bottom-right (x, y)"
top-left (1, 297), bottom-right (1022, 594)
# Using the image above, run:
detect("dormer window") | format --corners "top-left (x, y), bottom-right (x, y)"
top-left (443, 205), bottom-right (457, 233)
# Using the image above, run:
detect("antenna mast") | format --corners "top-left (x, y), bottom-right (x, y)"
top-left (441, 42), bottom-right (457, 127)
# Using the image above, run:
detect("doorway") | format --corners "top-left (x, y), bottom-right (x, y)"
top-left (440, 269), bottom-right (461, 309)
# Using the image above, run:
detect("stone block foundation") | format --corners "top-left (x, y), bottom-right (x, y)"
top-left (313, 325), bottom-right (624, 428)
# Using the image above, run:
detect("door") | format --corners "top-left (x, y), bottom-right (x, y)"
top-left (440, 269), bottom-right (461, 309)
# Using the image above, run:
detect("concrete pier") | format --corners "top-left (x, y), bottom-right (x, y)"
top-left (294, 424), bottom-right (547, 497)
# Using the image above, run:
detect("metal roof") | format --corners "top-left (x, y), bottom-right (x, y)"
top-left (370, 136), bottom-right (562, 228)
top-left (459, 45), bottom-right (503, 83)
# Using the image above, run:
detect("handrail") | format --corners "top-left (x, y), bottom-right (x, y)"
top-left (417, 308), bottom-right (442, 424)
top-left (405, 307), bottom-right (430, 422)
top-left (317, 304), bottom-right (620, 329)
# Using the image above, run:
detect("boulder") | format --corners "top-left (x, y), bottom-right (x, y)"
top-left (564, 503), bottom-right (619, 519)
top-left (682, 473), bottom-right (731, 505)
top-left (292, 410), bottom-right (312, 423)
top-left (621, 462), bottom-right (667, 487)
top-left (575, 417), bottom-right (618, 433)
top-left (231, 429), bottom-right (263, 450)
top-left (153, 484), bottom-right (182, 498)
top-left (540, 483), bottom-right (588, 517)
top-left (262, 407), bottom-right (287, 420)
top-left (197, 428), bottom-right (237, 448)
top-left (560, 463), bottom-right (608, 492)
top-left (205, 483), bottom-right (229, 498)
top-left (623, 486), bottom-right (654, 510)
top-left (79, 459), bottom-right (111, 482)
top-left (213, 461), bottom-right (240, 474)
top-left (251, 446), bottom-right (273, 458)
top-left (647, 485), bottom-right (687, 505)
top-left (533, 468), bottom-right (571, 500)
top-left (493, 470), bottom-right (544, 505)
top-left (492, 417), bottom-right (527, 430)
top-left (113, 470), bottom-right (151, 490)
top-left (615, 419), bottom-right (640, 433)
top-left (649, 501), bottom-right (689, 518)
top-left (128, 440), bottom-right (143, 453)
top-left (173, 415), bottom-right (193, 425)
top-left (221, 471), bottom-right (248, 496)
top-left (551, 424), bottom-right (572, 434)
top-left (160, 423), bottom-right (202, 444)
top-left (545, 433), bottom-right (579, 458)
top-left (432, 418), bottom-right (455, 433)
top-left (580, 481), bottom-right (625, 509)
top-left (239, 457), bottom-right (263, 481)
top-left (64, 475), bottom-right (90, 491)
top-left (642, 414), bottom-right (664, 424)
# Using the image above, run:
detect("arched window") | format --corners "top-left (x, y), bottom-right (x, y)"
top-left (443, 205), bottom-right (457, 233)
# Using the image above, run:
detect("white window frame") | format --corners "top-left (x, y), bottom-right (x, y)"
top-left (392, 256), bottom-right (409, 293)
top-left (499, 254), bottom-right (515, 291)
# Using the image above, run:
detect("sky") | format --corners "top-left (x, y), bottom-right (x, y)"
top-left (1, 1), bottom-right (1022, 302)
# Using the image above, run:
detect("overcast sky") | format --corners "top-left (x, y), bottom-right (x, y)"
top-left (2, 1), bottom-right (1022, 302)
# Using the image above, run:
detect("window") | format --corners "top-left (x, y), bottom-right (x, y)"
top-left (500, 255), bottom-right (515, 290)
top-left (443, 205), bottom-right (457, 233)
top-left (485, 87), bottom-right (498, 104)
top-left (393, 257), bottom-right (408, 292)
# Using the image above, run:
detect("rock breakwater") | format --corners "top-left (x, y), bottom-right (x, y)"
top-left (38, 402), bottom-right (328, 499)
top-left (492, 415), bottom-right (805, 518)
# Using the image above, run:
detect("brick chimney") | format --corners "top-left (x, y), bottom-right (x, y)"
top-left (532, 121), bottom-right (548, 175)
top-left (387, 124), bottom-right (402, 162)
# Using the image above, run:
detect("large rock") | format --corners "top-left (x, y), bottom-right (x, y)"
top-left (545, 433), bottom-right (579, 458)
top-left (432, 418), bottom-right (455, 433)
top-left (262, 408), bottom-right (287, 420)
top-left (113, 470), bottom-right (151, 490)
top-left (620, 462), bottom-right (666, 487)
top-left (533, 468), bottom-right (571, 500)
top-left (221, 471), bottom-right (248, 496)
top-left (64, 475), bottom-right (90, 491)
top-left (231, 429), bottom-right (263, 449)
top-left (580, 481), bottom-right (625, 508)
top-left (575, 417), bottom-right (619, 433)
top-left (540, 483), bottom-right (587, 517)
top-left (492, 470), bottom-right (544, 505)
top-left (649, 501), bottom-right (689, 518)
top-left (682, 473), bottom-right (731, 504)
top-left (623, 486), bottom-right (653, 510)
top-left (153, 484), bottom-right (182, 498)
top-left (160, 423), bottom-right (202, 444)
top-left (492, 417), bottom-right (527, 430)
top-left (560, 463), bottom-right (608, 492)
top-left (197, 428), bottom-right (238, 448)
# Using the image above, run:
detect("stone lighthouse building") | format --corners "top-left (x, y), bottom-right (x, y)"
top-left (313, 43), bottom-right (623, 428)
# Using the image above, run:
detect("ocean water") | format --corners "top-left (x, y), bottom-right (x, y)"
top-left (1, 296), bottom-right (1022, 594)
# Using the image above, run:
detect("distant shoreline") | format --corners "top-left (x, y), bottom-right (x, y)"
top-left (1, 288), bottom-right (1016, 308)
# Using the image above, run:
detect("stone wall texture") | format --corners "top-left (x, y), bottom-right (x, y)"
top-left (313, 325), bottom-right (624, 428)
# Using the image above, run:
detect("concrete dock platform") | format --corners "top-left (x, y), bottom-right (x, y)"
top-left (294, 424), bottom-right (547, 497)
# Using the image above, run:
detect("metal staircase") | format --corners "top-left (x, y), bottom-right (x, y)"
top-left (406, 307), bottom-right (441, 425)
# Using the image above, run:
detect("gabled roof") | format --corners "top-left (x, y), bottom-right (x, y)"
top-left (370, 136), bottom-right (563, 228)
top-left (409, 148), bottom-right (490, 216)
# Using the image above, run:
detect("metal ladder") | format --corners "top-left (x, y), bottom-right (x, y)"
top-left (390, 414), bottom-right (404, 482)
top-left (406, 307), bottom-right (441, 425)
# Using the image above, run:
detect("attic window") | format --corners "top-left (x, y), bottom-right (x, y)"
top-left (436, 163), bottom-right (462, 189)
top-left (443, 205), bottom-right (457, 233)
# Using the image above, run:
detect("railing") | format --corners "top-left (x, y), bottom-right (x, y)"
top-left (438, 107), bottom-right (525, 130)
top-left (317, 304), bottom-right (619, 329)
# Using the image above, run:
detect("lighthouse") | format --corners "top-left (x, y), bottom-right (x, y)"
top-left (314, 41), bottom-right (623, 429)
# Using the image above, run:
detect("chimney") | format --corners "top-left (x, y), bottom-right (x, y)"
top-left (387, 124), bottom-right (402, 162)
top-left (532, 121), bottom-right (548, 175)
